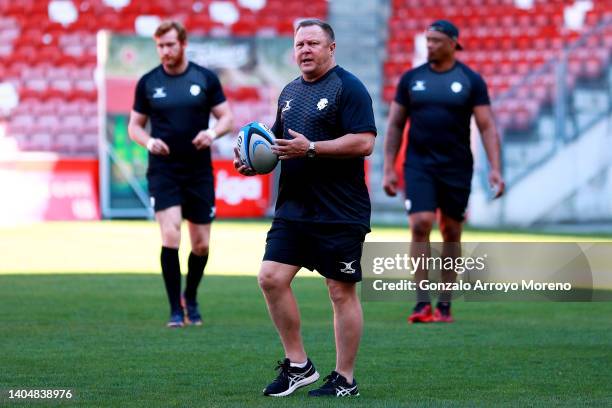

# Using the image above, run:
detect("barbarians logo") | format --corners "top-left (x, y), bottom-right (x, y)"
top-left (317, 98), bottom-right (328, 110)
top-left (190, 84), bottom-right (201, 96)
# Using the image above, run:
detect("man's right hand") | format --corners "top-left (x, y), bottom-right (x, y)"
top-left (233, 148), bottom-right (256, 176)
top-left (146, 138), bottom-right (170, 155)
top-left (383, 167), bottom-right (399, 197)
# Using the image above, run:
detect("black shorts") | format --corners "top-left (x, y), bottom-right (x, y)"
top-left (263, 219), bottom-right (368, 283)
top-left (147, 168), bottom-right (215, 224)
top-left (404, 166), bottom-right (471, 222)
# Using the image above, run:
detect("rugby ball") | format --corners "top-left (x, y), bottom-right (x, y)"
top-left (236, 122), bottom-right (279, 174)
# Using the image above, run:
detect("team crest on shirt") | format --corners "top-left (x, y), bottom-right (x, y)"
top-left (451, 81), bottom-right (463, 93)
top-left (316, 98), bottom-right (329, 111)
top-left (412, 81), bottom-right (426, 91)
top-left (190, 84), bottom-right (201, 96)
top-left (282, 99), bottom-right (292, 113)
top-left (153, 87), bottom-right (167, 98)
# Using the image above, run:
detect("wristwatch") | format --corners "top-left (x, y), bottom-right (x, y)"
top-left (306, 142), bottom-right (316, 158)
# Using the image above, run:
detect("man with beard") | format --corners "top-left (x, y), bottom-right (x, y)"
top-left (128, 21), bottom-right (233, 328)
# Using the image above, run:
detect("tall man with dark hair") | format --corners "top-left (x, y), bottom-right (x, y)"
top-left (383, 20), bottom-right (504, 323)
top-left (235, 19), bottom-right (376, 397)
top-left (128, 21), bottom-right (233, 328)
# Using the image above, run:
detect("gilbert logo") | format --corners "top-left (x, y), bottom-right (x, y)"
top-left (339, 261), bottom-right (356, 274)
top-left (282, 100), bottom-right (292, 112)
top-left (153, 87), bottom-right (167, 98)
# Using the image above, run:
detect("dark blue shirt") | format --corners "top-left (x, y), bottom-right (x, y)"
top-left (133, 61), bottom-right (226, 173)
top-left (272, 66), bottom-right (377, 229)
top-left (395, 61), bottom-right (490, 171)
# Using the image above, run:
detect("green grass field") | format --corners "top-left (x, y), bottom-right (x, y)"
top-left (1, 221), bottom-right (611, 407)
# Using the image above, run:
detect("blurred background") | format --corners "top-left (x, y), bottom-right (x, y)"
top-left (0, 0), bottom-right (610, 232)
top-left (1, 4), bottom-right (611, 405)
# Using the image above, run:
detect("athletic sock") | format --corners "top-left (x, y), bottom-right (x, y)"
top-left (438, 289), bottom-right (453, 304)
top-left (160, 246), bottom-right (181, 313)
top-left (416, 286), bottom-right (431, 304)
top-left (185, 252), bottom-right (208, 304)
top-left (290, 360), bottom-right (308, 368)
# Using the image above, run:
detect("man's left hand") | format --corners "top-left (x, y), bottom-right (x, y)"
top-left (193, 129), bottom-right (216, 150)
top-left (271, 129), bottom-right (310, 160)
top-left (489, 169), bottom-right (505, 199)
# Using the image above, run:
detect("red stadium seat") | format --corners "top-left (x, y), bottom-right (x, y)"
top-left (77, 133), bottom-right (99, 154)
top-left (29, 132), bottom-right (53, 151)
top-left (53, 132), bottom-right (79, 154)
top-left (583, 57), bottom-right (603, 79)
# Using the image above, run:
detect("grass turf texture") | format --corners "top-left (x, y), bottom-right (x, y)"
top-left (1, 221), bottom-right (612, 406)
top-left (1, 274), bottom-right (612, 407)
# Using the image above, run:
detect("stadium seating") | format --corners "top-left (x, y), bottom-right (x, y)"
top-left (0, 0), bottom-right (328, 155)
top-left (4, 0), bottom-right (608, 154)
top-left (384, 0), bottom-right (612, 132)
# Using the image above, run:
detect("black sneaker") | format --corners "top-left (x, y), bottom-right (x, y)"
top-left (263, 358), bottom-right (319, 397)
top-left (166, 310), bottom-right (184, 328)
top-left (181, 294), bottom-right (202, 326)
top-left (308, 371), bottom-right (359, 397)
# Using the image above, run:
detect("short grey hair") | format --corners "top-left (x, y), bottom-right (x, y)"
top-left (295, 19), bottom-right (335, 43)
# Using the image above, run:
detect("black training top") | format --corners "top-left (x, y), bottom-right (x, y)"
top-left (133, 61), bottom-right (226, 173)
top-left (395, 61), bottom-right (490, 170)
top-left (271, 65), bottom-right (377, 229)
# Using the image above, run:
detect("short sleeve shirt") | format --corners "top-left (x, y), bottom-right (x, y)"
top-left (271, 66), bottom-right (377, 229)
top-left (133, 62), bottom-right (226, 173)
top-left (395, 61), bottom-right (490, 170)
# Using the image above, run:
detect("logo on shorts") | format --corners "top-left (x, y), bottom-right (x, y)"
top-left (153, 87), bottom-right (167, 98)
top-left (190, 84), bottom-right (201, 96)
top-left (404, 199), bottom-right (411, 212)
top-left (317, 98), bottom-right (328, 111)
top-left (209, 206), bottom-right (216, 218)
top-left (339, 261), bottom-right (357, 274)
top-left (282, 100), bottom-right (292, 113)
top-left (451, 81), bottom-right (463, 93)
top-left (412, 81), bottom-right (426, 91)
top-left (150, 196), bottom-right (155, 208)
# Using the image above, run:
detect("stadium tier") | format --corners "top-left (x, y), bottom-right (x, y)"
top-left (0, 0), bottom-right (327, 155)
top-left (0, 0), bottom-right (610, 155)
top-left (384, 0), bottom-right (612, 132)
